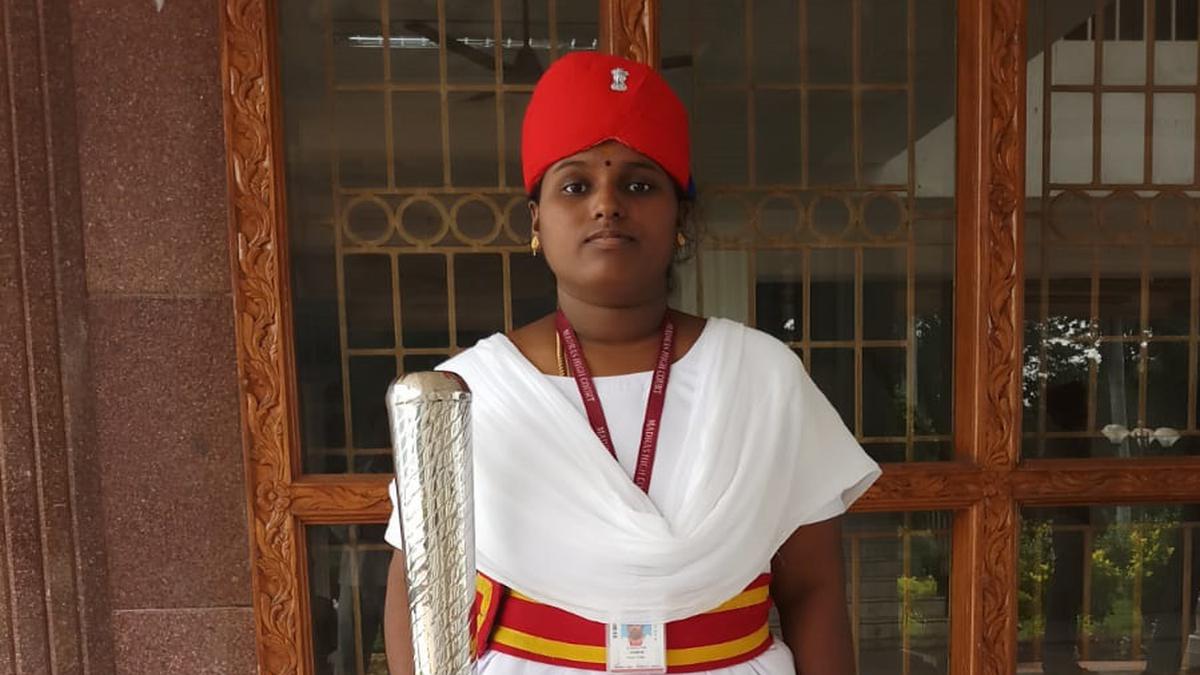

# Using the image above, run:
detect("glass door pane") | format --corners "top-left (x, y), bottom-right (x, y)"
top-left (308, 524), bottom-right (391, 675)
top-left (1024, 0), bottom-right (1200, 459)
top-left (660, 0), bottom-right (958, 463)
top-left (277, 0), bottom-right (597, 474)
top-left (1019, 503), bottom-right (1200, 673)
top-left (844, 512), bottom-right (953, 675)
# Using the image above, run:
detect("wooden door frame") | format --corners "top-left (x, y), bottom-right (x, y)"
top-left (220, 0), bottom-right (1200, 672)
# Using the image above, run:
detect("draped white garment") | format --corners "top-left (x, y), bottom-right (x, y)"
top-left (386, 317), bottom-right (879, 629)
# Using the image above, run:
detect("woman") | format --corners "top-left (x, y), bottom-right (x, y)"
top-left (384, 52), bottom-right (879, 675)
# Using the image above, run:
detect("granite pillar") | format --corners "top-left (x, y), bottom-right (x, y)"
top-left (70, 0), bottom-right (256, 672)
top-left (2, 0), bottom-right (257, 672)
top-left (0, 0), bottom-right (116, 673)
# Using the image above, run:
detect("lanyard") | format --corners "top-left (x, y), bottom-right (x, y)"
top-left (555, 309), bottom-right (676, 494)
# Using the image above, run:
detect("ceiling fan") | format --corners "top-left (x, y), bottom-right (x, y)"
top-left (400, 0), bottom-right (543, 87)
top-left (399, 0), bottom-right (693, 92)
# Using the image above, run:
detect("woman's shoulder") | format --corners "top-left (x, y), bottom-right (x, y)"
top-left (702, 316), bottom-right (802, 368)
top-left (435, 331), bottom-right (515, 374)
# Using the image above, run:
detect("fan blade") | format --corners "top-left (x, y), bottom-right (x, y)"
top-left (403, 19), bottom-right (495, 71)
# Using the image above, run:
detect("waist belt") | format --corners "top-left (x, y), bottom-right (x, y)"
top-left (472, 573), bottom-right (774, 672)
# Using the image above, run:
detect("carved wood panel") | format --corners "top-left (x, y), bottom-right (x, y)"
top-left (1013, 459), bottom-right (1200, 504)
top-left (948, 0), bottom-right (1025, 671)
top-left (600, 0), bottom-right (658, 64)
top-left (978, 0), bottom-right (1025, 672)
top-left (981, 0), bottom-right (1025, 474)
top-left (292, 477), bottom-right (392, 523)
top-left (221, 0), bottom-right (306, 672)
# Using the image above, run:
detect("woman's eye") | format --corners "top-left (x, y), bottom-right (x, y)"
top-left (628, 182), bottom-right (653, 193)
top-left (561, 182), bottom-right (587, 194)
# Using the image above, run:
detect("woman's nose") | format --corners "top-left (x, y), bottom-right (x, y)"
top-left (590, 182), bottom-right (623, 221)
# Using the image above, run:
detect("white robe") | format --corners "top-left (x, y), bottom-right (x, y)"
top-left (386, 318), bottom-right (880, 672)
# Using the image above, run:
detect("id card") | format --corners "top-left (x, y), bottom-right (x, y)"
top-left (606, 623), bottom-right (667, 673)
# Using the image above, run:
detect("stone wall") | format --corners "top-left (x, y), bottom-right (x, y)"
top-left (0, 0), bottom-right (255, 672)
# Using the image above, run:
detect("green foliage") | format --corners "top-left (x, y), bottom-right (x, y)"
top-left (1094, 514), bottom-right (1176, 624)
top-left (1079, 596), bottom-right (1139, 643)
top-left (1015, 513), bottom-right (1181, 654)
top-left (1017, 521), bottom-right (1055, 641)
top-left (897, 575), bottom-right (940, 639)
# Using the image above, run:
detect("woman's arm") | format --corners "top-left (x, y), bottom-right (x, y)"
top-left (770, 516), bottom-right (856, 675)
top-left (384, 549), bottom-right (415, 675)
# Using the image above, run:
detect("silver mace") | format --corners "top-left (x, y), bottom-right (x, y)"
top-left (387, 371), bottom-right (475, 675)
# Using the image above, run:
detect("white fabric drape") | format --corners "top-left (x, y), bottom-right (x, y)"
top-left (431, 318), bottom-right (879, 624)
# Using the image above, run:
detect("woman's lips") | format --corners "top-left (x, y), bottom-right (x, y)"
top-left (584, 229), bottom-right (637, 248)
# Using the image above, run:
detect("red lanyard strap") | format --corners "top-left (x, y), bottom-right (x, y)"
top-left (555, 310), bottom-right (676, 494)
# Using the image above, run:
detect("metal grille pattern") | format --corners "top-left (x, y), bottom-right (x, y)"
top-left (280, 0), bottom-right (597, 474)
top-left (1025, 0), bottom-right (1200, 458)
top-left (661, 0), bottom-right (958, 464)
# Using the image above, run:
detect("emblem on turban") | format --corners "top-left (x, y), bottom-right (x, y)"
top-left (610, 67), bottom-right (629, 92)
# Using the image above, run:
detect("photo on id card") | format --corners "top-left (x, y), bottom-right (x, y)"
top-left (606, 622), bottom-right (666, 673)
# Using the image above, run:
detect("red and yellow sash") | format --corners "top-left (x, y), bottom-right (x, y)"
top-left (472, 573), bottom-right (774, 672)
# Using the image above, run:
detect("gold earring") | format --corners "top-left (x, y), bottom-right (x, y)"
top-left (530, 234), bottom-right (540, 256)
top-left (676, 232), bottom-right (687, 248)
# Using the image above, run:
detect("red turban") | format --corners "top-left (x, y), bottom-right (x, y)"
top-left (521, 52), bottom-right (691, 195)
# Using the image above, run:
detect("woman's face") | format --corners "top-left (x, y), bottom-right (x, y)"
top-left (530, 141), bottom-right (680, 306)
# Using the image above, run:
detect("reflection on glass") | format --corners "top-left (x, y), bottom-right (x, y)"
top-left (694, 89), bottom-right (749, 185)
top-left (753, 0), bottom-right (800, 82)
top-left (332, 0), bottom-right (385, 84)
top-left (1049, 93), bottom-right (1094, 185)
top-left (811, 247), bottom-right (855, 341)
top-left (663, 0), bottom-right (956, 462)
top-left (444, 2), bottom-right (495, 83)
top-left (1025, 0), bottom-right (1200, 459)
top-left (811, 347), bottom-right (856, 425)
top-left (455, 254), bottom-right (505, 346)
top-left (344, 254), bottom-right (393, 349)
top-left (279, 0), bottom-right (597, 473)
top-left (336, 93), bottom-right (389, 187)
top-left (397, 254), bottom-right (448, 349)
top-left (1152, 94), bottom-right (1195, 184)
top-left (808, 91), bottom-right (856, 186)
top-left (860, 0), bottom-right (907, 83)
top-left (309, 525), bottom-right (392, 675)
top-left (448, 92), bottom-right (498, 187)
top-left (755, 251), bottom-right (804, 343)
top-left (388, 0), bottom-right (439, 83)
top-left (694, 1), bottom-right (746, 83)
top-left (391, 92), bottom-right (443, 187)
top-left (862, 247), bottom-right (906, 341)
top-left (862, 92), bottom-right (908, 185)
top-left (504, 93), bottom-right (531, 188)
top-left (1101, 93), bottom-right (1145, 184)
top-left (862, 347), bottom-right (907, 438)
top-left (915, 235), bottom-right (953, 446)
top-left (756, 91), bottom-right (804, 185)
top-left (1019, 504), bottom-right (1200, 675)
top-left (844, 512), bottom-right (952, 675)
top-left (500, 0), bottom-right (548, 84)
top-left (1147, 247), bottom-right (1192, 337)
top-left (807, 0), bottom-right (852, 84)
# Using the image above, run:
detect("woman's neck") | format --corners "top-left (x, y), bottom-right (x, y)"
top-left (556, 290), bottom-right (669, 346)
